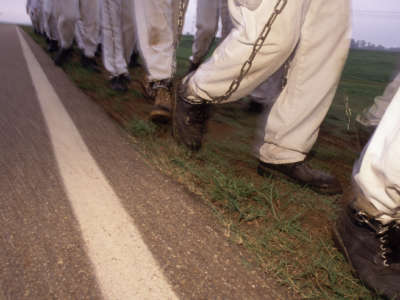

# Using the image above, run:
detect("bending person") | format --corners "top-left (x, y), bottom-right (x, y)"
top-left (173, 0), bottom-right (351, 195)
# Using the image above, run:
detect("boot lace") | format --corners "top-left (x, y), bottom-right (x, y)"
top-left (355, 211), bottom-right (395, 267)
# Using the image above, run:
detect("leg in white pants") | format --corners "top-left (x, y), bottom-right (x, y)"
top-left (102, 0), bottom-right (135, 77)
top-left (191, 0), bottom-right (232, 66)
top-left (55, 0), bottom-right (79, 49)
top-left (353, 88), bottom-right (400, 224)
top-left (184, 0), bottom-right (350, 164)
top-left (75, 0), bottom-right (102, 58)
top-left (357, 72), bottom-right (400, 128)
top-left (191, 0), bottom-right (219, 65)
top-left (133, 0), bottom-right (175, 82)
top-left (43, 0), bottom-right (58, 41)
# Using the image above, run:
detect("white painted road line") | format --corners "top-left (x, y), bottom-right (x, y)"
top-left (17, 28), bottom-right (178, 300)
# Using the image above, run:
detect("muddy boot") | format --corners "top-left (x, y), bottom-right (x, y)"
top-left (257, 160), bottom-right (342, 195)
top-left (47, 39), bottom-right (59, 52)
top-left (54, 47), bottom-right (72, 67)
top-left (333, 203), bottom-right (400, 299)
top-left (172, 92), bottom-right (210, 151)
top-left (150, 80), bottom-right (173, 124)
top-left (81, 54), bottom-right (100, 73)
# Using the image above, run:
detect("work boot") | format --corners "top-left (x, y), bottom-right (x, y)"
top-left (47, 39), bottom-right (59, 52)
top-left (81, 54), bottom-right (100, 73)
top-left (257, 160), bottom-right (342, 195)
top-left (172, 92), bottom-right (210, 151)
top-left (333, 204), bottom-right (400, 299)
top-left (54, 48), bottom-right (72, 67)
top-left (110, 74), bottom-right (128, 92)
top-left (150, 80), bottom-right (173, 124)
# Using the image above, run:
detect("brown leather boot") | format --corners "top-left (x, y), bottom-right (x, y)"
top-left (150, 80), bottom-right (173, 124)
top-left (333, 204), bottom-right (400, 299)
top-left (172, 92), bottom-right (210, 151)
top-left (257, 160), bottom-right (342, 195)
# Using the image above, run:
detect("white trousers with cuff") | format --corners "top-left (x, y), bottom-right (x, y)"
top-left (353, 87), bottom-right (400, 224)
top-left (184, 0), bottom-right (350, 164)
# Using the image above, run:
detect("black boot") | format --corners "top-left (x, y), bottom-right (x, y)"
top-left (172, 92), bottom-right (210, 151)
top-left (110, 74), bottom-right (128, 92)
top-left (47, 39), bottom-right (59, 52)
top-left (54, 48), bottom-right (72, 67)
top-left (258, 160), bottom-right (342, 195)
top-left (81, 54), bottom-right (100, 73)
top-left (129, 51), bottom-right (140, 68)
top-left (333, 204), bottom-right (400, 299)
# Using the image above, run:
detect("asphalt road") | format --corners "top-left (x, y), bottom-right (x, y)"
top-left (0, 24), bottom-right (286, 300)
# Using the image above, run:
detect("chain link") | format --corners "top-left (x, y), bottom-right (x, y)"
top-left (171, 0), bottom-right (188, 79)
top-left (208, 0), bottom-right (288, 103)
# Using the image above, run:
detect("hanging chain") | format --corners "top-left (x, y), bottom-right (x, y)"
top-left (207, 0), bottom-right (288, 103)
top-left (170, 0), bottom-right (188, 79)
top-left (176, 0), bottom-right (187, 43)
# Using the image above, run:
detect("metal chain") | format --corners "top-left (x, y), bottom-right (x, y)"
top-left (209, 0), bottom-right (288, 103)
top-left (176, 0), bottom-right (187, 43)
top-left (167, 0), bottom-right (188, 84)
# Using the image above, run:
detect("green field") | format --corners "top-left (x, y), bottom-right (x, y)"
top-left (26, 28), bottom-right (400, 299)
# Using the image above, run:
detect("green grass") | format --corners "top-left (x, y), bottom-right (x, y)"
top-left (24, 26), bottom-right (400, 299)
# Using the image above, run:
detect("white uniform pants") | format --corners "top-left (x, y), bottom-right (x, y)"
top-left (353, 88), bottom-right (400, 224)
top-left (191, 0), bottom-right (233, 65)
top-left (54, 0), bottom-right (79, 49)
top-left (75, 0), bottom-right (101, 58)
top-left (27, 0), bottom-right (41, 32)
top-left (356, 72), bottom-right (400, 128)
top-left (102, 0), bottom-right (136, 77)
top-left (43, 0), bottom-right (58, 41)
top-left (133, 0), bottom-right (177, 82)
top-left (184, 0), bottom-right (350, 164)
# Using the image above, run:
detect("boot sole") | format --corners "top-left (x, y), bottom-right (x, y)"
top-left (150, 109), bottom-right (171, 124)
top-left (257, 165), bottom-right (342, 195)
